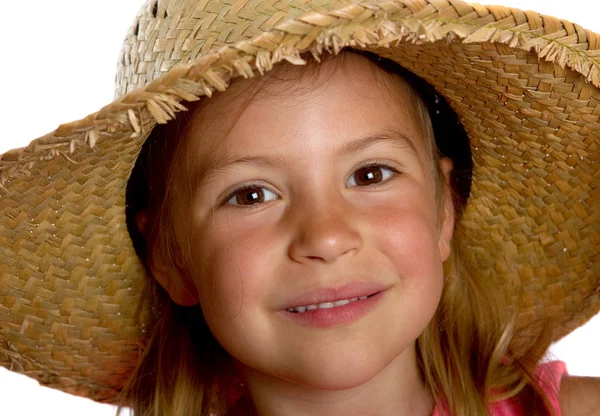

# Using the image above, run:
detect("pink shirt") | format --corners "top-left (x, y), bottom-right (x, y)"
top-left (432, 361), bottom-right (568, 415)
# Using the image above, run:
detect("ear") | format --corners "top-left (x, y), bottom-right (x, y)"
top-left (135, 209), bottom-right (200, 306)
top-left (437, 157), bottom-right (455, 262)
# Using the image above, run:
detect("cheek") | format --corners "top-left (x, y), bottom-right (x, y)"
top-left (187, 216), bottom-right (287, 362)
top-left (369, 203), bottom-right (444, 340)
top-left (188, 215), bottom-right (279, 319)
top-left (371, 202), bottom-right (444, 288)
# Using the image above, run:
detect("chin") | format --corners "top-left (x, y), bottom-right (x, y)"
top-left (281, 354), bottom-right (391, 391)
top-left (302, 373), bottom-right (379, 391)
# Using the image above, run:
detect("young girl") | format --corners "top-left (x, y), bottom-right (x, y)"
top-left (0, 1), bottom-right (598, 415)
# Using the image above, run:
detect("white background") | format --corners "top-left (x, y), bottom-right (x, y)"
top-left (1, 1), bottom-right (599, 415)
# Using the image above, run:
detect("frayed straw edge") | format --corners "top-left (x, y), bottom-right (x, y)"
top-left (0, 335), bottom-right (130, 402)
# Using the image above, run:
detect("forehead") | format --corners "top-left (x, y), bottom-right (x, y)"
top-left (180, 52), bottom-right (430, 177)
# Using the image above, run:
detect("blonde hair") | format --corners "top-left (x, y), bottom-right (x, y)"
top-left (120, 50), bottom-right (556, 416)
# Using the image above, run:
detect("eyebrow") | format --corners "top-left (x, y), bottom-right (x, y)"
top-left (198, 131), bottom-right (418, 186)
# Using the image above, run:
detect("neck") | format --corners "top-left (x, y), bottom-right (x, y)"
top-left (233, 345), bottom-right (434, 416)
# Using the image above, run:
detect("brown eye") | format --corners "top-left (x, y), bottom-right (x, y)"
top-left (347, 163), bottom-right (399, 187)
top-left (223, 183), bottom-right (277, 207)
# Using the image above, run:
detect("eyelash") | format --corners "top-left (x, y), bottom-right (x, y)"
top-left (219, 160), bottom-right (401, 208)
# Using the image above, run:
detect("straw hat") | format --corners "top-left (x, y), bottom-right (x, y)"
top-left (0, 0), bottom-right (598, 404)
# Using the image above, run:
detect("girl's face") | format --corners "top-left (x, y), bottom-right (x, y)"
top-left (153, 53), bottom-right (454, 391)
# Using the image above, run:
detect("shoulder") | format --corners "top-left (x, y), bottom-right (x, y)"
top-left (559, 375), bottom-right (600, 416)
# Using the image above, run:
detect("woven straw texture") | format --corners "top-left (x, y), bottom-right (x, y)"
top-left (1, 0), bottom-right (599, 404)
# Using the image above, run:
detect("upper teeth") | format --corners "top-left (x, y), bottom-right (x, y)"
top-left (287, 296), bottom-right (369, 313)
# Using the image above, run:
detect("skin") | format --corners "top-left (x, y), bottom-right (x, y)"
top-left (560, 376), bottom-right (600, 416)
top-left (141, 52), bottom-right (457, 415)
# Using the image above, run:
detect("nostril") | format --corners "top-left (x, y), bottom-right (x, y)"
top-left (152, 1), bottom-right (158, 18)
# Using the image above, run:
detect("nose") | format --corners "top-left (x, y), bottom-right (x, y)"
top-left (288, 195), bottom-right (362, 264)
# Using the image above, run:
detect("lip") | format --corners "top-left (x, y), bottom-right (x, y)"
top-left (277, 289), bottom-right (388, 329)
top-left (279, 281), bottom-right (390, 310)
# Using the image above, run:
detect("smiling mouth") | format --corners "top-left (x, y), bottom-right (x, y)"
top-left (285, 293), bottom-right (379, 313)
